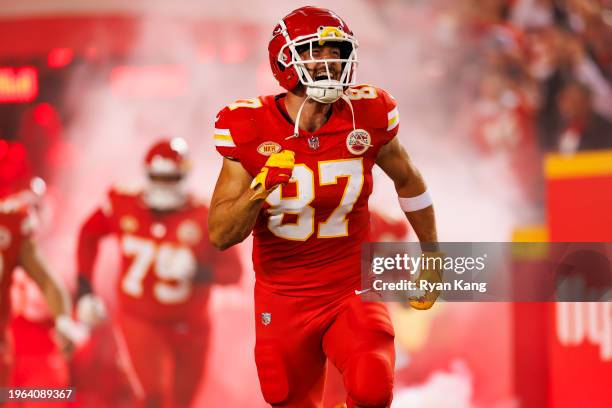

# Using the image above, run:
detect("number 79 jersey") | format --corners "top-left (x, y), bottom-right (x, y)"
top-left (214, 85), bottom-right (400, 296)
top-left (78, 188), bottom-right (241, 323)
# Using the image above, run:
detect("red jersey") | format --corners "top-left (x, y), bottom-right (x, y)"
top-left (0, 202), bottom-right (34, 331)
top-left (78, 187), bottom-right (241, 324)
top-left (214, 85), bottom-right (400, 296)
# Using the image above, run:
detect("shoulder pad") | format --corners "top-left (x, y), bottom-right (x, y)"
top-left (109, 184), bottom-right (140, 197)
top-left (346, 85), bottom-right (399, 138)
top-left (213, 97), bottom-right (266, 160)
top-left (105, 184), bottom-right (140, 216)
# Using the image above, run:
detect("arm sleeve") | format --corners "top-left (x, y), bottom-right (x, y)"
top-left (77, 208), bottom-right (112, 282)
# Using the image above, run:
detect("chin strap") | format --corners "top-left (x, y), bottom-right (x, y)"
top-left (285, 93), bottom-right (359, 141)
top-left (285, 95), bottom-right (312, 140)
top-left (340, 94), bottom-right (356, 131)
top-left (341, 94), bottom-right (372, 147)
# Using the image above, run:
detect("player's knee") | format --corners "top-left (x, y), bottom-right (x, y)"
top-left (345, 352), bottom-right (393, 407)
top-left (255, 341), bottom-right (289, 404)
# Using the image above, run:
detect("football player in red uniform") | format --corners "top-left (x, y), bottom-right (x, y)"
top-left (0, 140), bottom-right (84, 386)
top-left (208, 6), bottom-right (439, 408)
top-left (76, 137), bottom-right (242, 408)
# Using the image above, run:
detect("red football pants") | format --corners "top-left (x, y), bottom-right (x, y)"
top-left (254, 283), bottom-right (395, 408)
top-left (114, 312), bottom-right (209, 408)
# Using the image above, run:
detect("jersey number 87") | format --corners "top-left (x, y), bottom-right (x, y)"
top-left (266, 158), bottom-right (364, 241)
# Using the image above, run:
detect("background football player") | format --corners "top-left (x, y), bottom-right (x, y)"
top-left (75, 137), bottom-right (243, 408)
top-left (0, 140), bottom-right (85, 387)
top-left (208, 6), bottom-right (439, 408)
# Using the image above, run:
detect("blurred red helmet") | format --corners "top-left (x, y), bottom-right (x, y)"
top-left (0, 140), bottom-right (35, 200)
top-left (268, 6), bottom-right (358, 103)
top-left (142, 138), bottom-right (190, 211)
top-left (143, 137), bottom-right (190, 177)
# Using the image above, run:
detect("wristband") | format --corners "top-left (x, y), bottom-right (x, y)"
top-left (398, 190), bottom-right (432, 212)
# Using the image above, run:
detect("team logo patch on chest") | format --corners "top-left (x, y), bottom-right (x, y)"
top-left (257, 141), bottom-right (282, 156)
top-left (0, 226), bottom-right (12, 250)
top-left (120, 216), bottom-right (138, 233)
top-left (177, 220), bottom-right (202, 245)
top-left (150, 223), bottom-right (166, 238)
top-left (346, 129), bottom-right (372, 155)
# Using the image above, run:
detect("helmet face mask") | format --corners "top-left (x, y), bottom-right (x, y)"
top-left (143, 177), bottom-right (187, 212)
top-left (278, 26), bottom-right (358, 103)
top-left (142, 137), bottom-right (190, 211)
top-left (269, 7), bottom-right (359, 104)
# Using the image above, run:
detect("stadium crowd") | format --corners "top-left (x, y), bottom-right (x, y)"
top-left (382, 0), bottom-right (612, 204)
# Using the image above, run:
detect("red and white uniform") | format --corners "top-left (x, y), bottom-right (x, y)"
top-left (214, 85), bottom-right (400, 407)
top-left (78, 187), bottom-right (241, 407)
top-left (0, 203), bottom-right (34, 385)
top-left (215, 85), bottom-right (399, 296)
top-left (79, 187), bottom-right (240, 323)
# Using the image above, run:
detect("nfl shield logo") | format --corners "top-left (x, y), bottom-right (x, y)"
top-left (261, 312), bottom-right (272, 326)
top-left (307, 136), bottom-right (320, 150)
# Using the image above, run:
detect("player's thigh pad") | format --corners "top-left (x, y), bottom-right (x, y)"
top-left (254, 339), bottom-right (289, 404)
top-left (324, 299), bottom-right (395, 407)
top-left (254, 284), bottom-right (329, 406)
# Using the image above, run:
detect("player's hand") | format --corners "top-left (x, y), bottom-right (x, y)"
top-left (250, 150), bottom-right (295, 201)
top-left (54, 315), bottom-right (90, 355)
top-left (409, 251), bottom-right (444, 310)
top-left (76, 293), bottom-right (107, 328)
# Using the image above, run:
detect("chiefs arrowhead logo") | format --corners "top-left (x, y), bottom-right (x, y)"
top-left (346, 129), bottom-right (372, 155)
top-left (120, 216), bottom-right (138, 233)
top-left (257, 141), bottom-right (282, 156)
